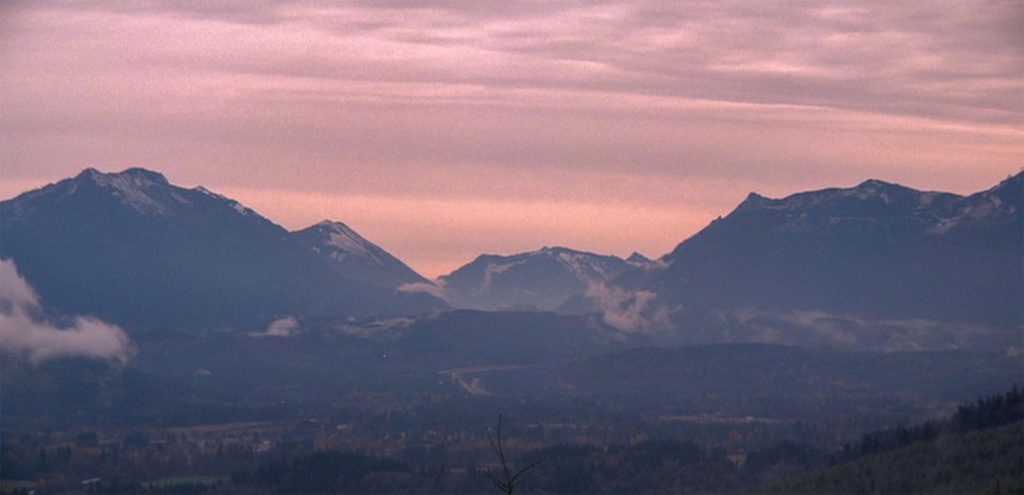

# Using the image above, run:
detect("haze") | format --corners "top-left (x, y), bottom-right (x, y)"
top-left (1, 1), bottom-right (1021, 277)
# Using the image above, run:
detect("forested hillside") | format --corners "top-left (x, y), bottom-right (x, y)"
top-left (765, 388), bottom-right (1023, 494)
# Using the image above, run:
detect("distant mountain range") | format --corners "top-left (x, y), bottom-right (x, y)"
top-left (1, 167), bottom-right (1020, 349)
top-left (437, 246), bottom-right (656, 311)
top-left (0, 168), bottom-right (444, 333)
top-left (455, 174), bottom-right (1022, 344)
top-left (639, 174), bottom-right (1023, 326)
top-left (1, 167), bottom-right (1021, 434)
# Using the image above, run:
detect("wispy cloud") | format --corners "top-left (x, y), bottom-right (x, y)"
top-left (585, 282), bottom-right (671, 333)
top-left (397, 281), bottom-right (447, 301)
top-left (724, 308), bottom-right (1009, 351)
top-left (0, 259), bottom-right (132, 364)
top-left (2, 1), bottom-right (1019, 276)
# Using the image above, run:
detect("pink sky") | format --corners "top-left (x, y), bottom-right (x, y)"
top-left (1, 1), bottom-right (1021, 278)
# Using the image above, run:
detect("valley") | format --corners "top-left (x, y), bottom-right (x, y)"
top-left (0, 169), bottom-right (1020, 493)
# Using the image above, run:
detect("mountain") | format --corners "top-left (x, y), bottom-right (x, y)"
top-left (629, 173), bottom-right (1023, 334)
top-left (625, 251), bottom-right (652, 266)
top-left (0, 168), bottom-right (446, 333)
top-left (438, 246), bottom-right (635, 311)
top-left (292, 220), bottom-right (430, 289)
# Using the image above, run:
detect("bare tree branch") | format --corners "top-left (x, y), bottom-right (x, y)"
top-left (486, 413), bottom-right (540, 495)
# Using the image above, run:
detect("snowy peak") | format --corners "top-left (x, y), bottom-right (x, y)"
top-left (78, 167), bottom-right (170, 187)
top-left (297, 220), bottom-right (379, 262)
top-left (655, 173), bottom-right (1022, 328)
top-left (930, 171), bottom-right (1022, 234)
top-left (6, 167), bottom-right (431, 292)
top-left (719, 177), bottom-right (993, 240)
top-left (853, 178), bottom-right (900, 192)
top-left (513, 246), bottom-right (622, 282)
top-left (842, 179), bottom-right (919, 203)
top-left (319, 220), bottom-right (376, 255)
top-left (192, 185), bottom-right (258, 217)
top-left (469, 246), bottom-right (628, 284)
top-left (33, 167), bottom-right (269, 222)
top-left (73, 167), bottom-right (178, 215)
top-left (626, 252), bottom-right (650, 264)
top-left (736, 179), bottom-right (926, 214)
top-left (981, 171), bottom-right (1023, 206)
top-left (0, 168), bottom-right (447, 331)
top-left (438, 247), bottom-right (635, 311)
top-left (291, 220), bottom-right (430, 288)
top-left (4, 167), bottom-right (287, 241)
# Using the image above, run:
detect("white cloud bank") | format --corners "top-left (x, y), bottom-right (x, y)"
top-left (250, 316), bottom-right (300, 337)
top-left (397, 281), bottom-right (449, 302)
top-left (0, 259), bottom-right (132, 364)
top-left (585, 282), bottom-right (671, 333)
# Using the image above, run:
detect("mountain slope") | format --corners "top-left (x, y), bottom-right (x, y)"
top-left (770, 422), bottom-right (1023, 494)
top-left (765, 386), bottom-right (1024, 495)
top-left (0, 168), bottom-right (445, 332)
top-left (637, 173), bottom-right (1023, 328)
top-left (292, 220), bottom-right (430, 289)
top-left (438, 246), bottom-right (635, 311)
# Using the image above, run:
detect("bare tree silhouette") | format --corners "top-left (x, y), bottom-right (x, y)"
top-left (486, 414), bottom-right (540, 494)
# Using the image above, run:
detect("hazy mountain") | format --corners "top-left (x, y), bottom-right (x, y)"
top-left (0, 168), bottom-right (446, 333)
top-left (292, 220), bottom-right (431, 289)
top-left (438, 246), bottom-right (635, 311)
top-left (2, 167), bottom-right (1019, 347)
top-left (625, 251), bottom-right (653, 266)
top-left (631, 173), bottom-right (1023, 329)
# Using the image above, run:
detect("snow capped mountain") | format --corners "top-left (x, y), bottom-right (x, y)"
top-left (626, 252), bottom-right (651, 264)
top-left (310, 221), bottom-right (377, 259)
top-left (0, 168), bottom-right (446, 332)
top-left (438, 246), bottom-right (635, 311)
top-left (291, 220), bottom-right (430, 289)
top-left (730, 178), bottom-right (964, 234)
top-left (624, 251), bottom-right (667, 271)
top-left (4, 168), bottom-right (277, 231)
top-left (929, 173), bottom-right (1021, 235)
top-left (2, 166), bottom-right (1018, 348)
top-left (80, 167), bottom-right (175, 215)
top-left (638, 172), bottom-right (1024, 328)
top-left (192, 185), bottom-right (259, 217)
top-left (723, 174), bottom-right (1021, 243)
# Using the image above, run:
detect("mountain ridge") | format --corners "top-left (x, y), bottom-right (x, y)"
top-left (0, 168), bottom-right (446, 333)
top-left (438, 246), bottom-right (639, 311)
top-left (291, 220), bottom-right (431, 289)
top-left (643, 171), bottom-right (1023, 330)
top-left (1, 167), bottom-right (1019, 347)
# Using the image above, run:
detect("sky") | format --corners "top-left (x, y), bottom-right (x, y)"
top-left (1, 1), bottom-right (1021, 278)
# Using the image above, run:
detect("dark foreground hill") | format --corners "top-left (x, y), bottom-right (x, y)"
top-left (764, 388), bottom-right (1024, 494)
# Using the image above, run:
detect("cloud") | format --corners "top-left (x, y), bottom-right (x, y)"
top-left (584, 282), bottom-right (671, 333)
top-left (250, 316), bottom-right (300, 337)
top-left (2, 1), bottom-right (1020, 276)
top-left (397, 281), bottom-right (448, 301)
top-left (725, 308), bottom-right (1006, 351)
top-left (0, 259), bottom-right (132, 364)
